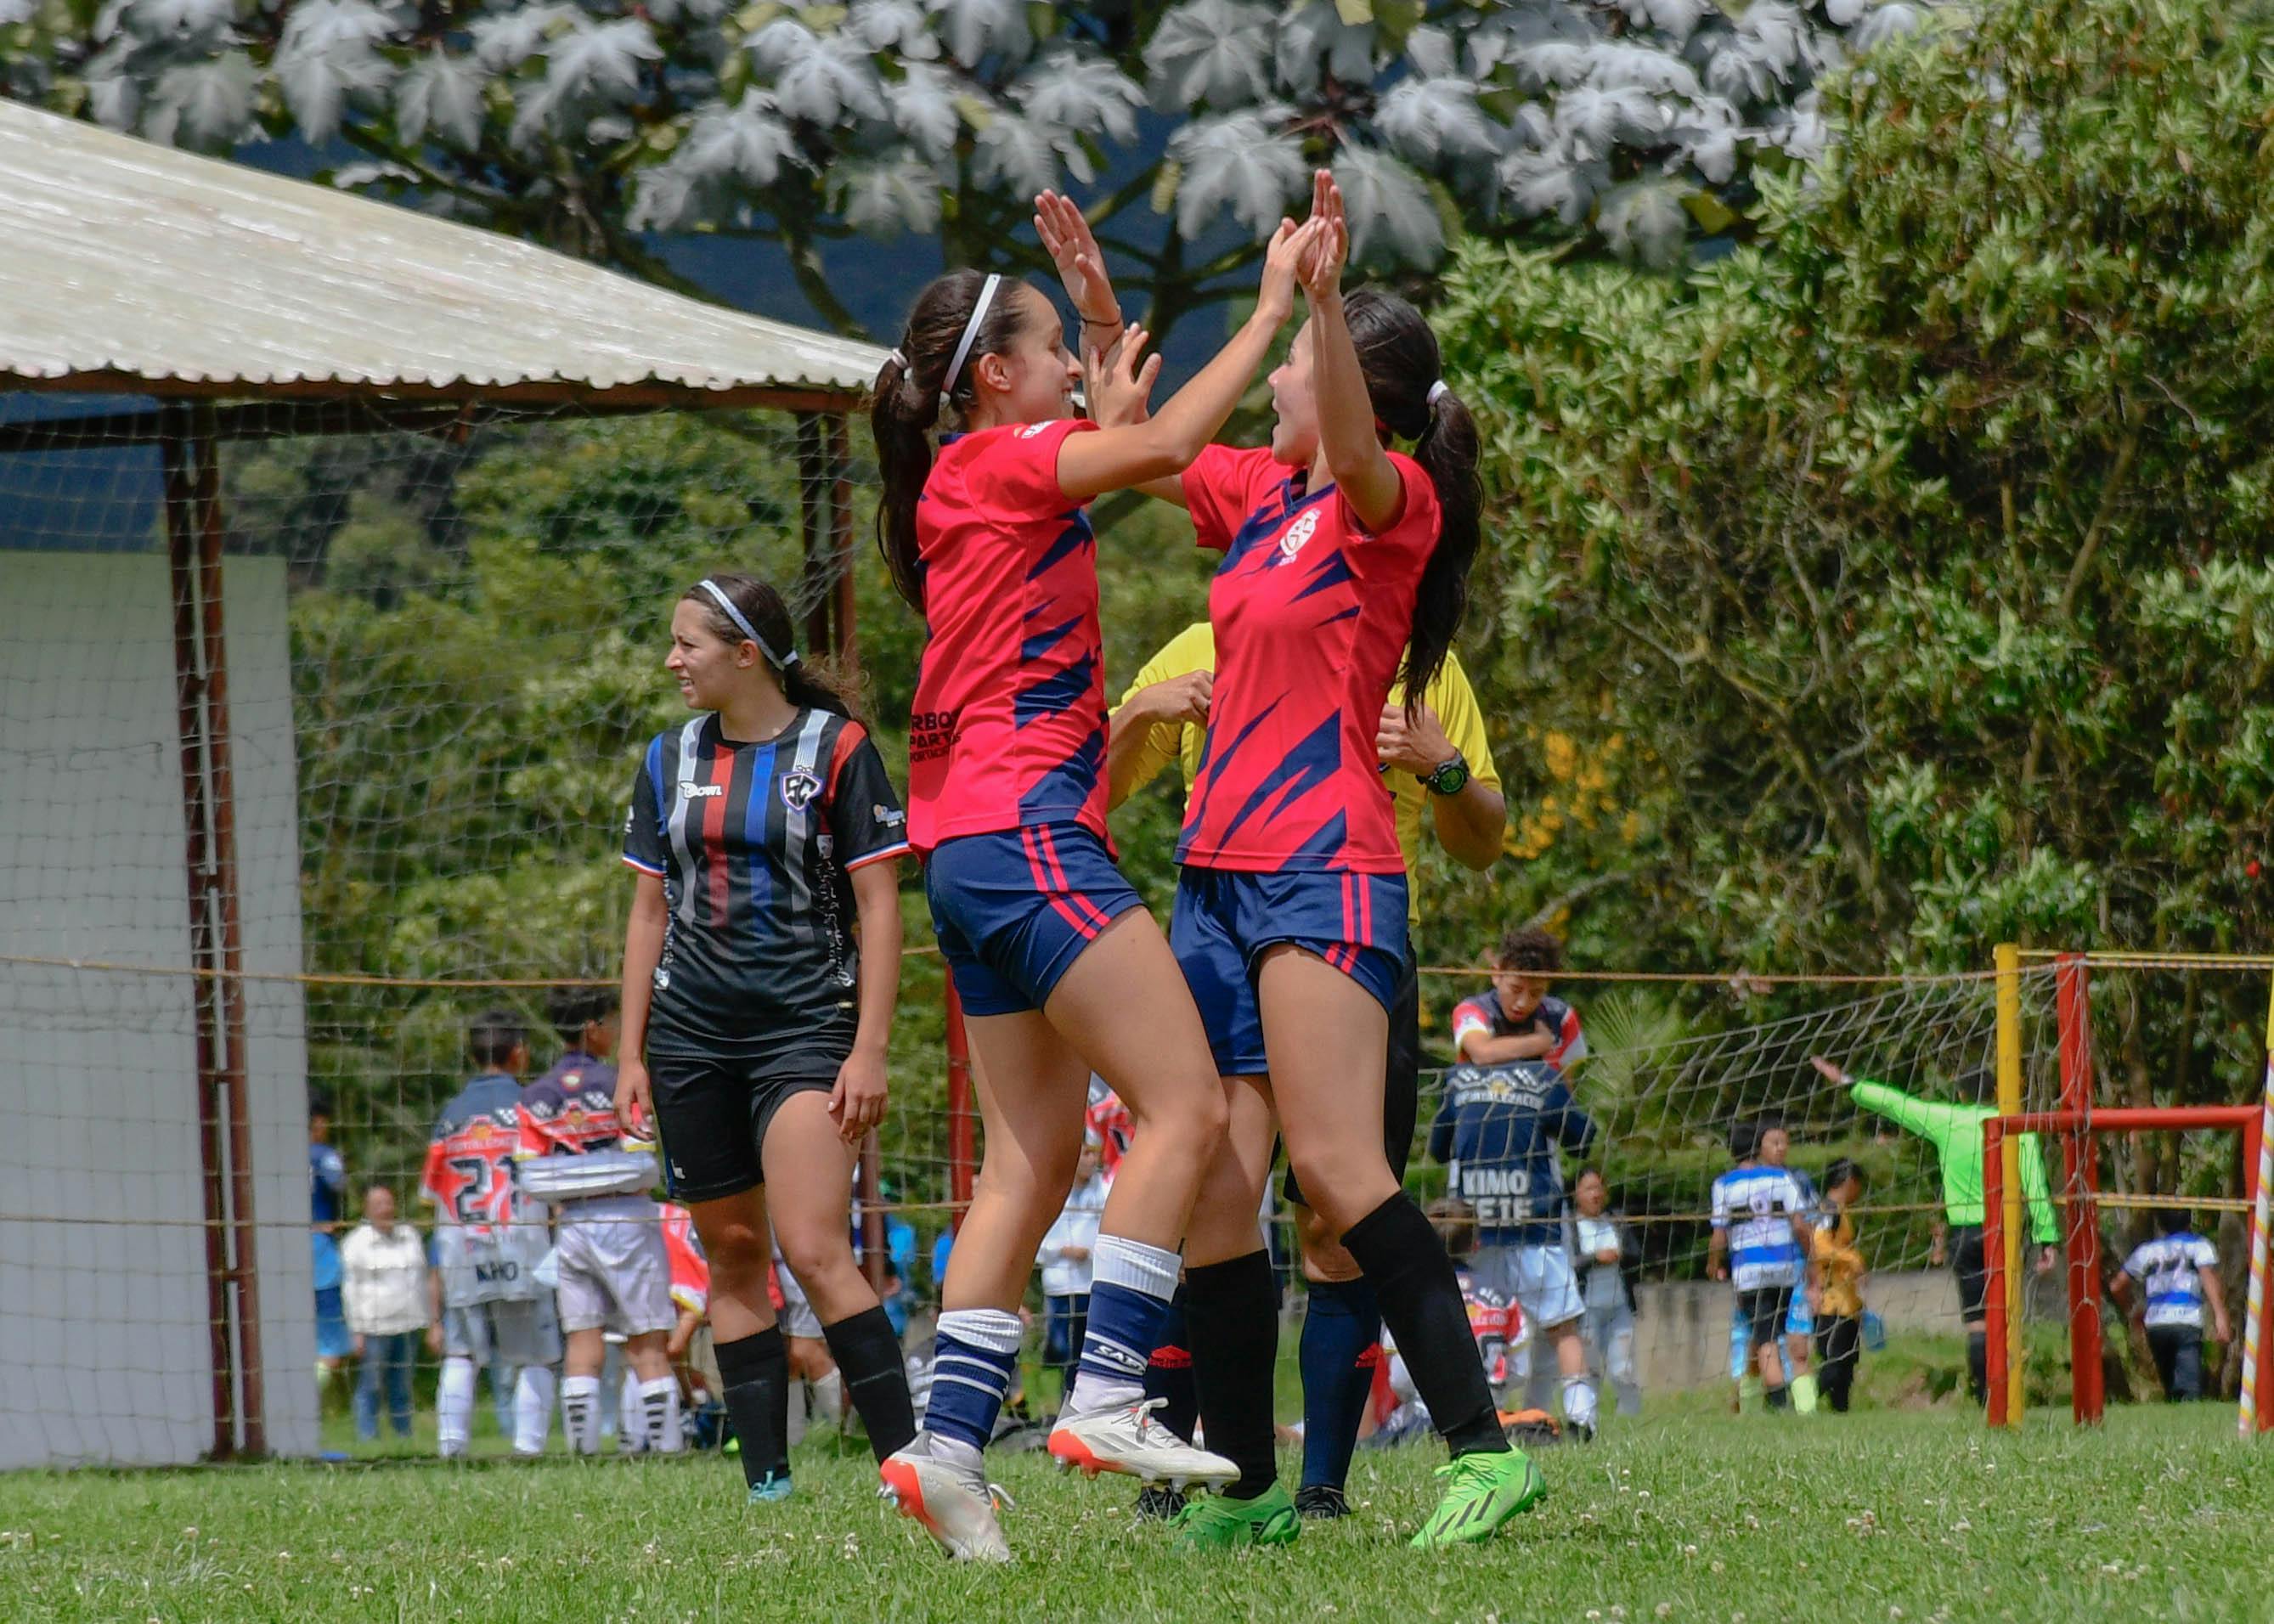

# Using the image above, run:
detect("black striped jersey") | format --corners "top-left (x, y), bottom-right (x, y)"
top-left (624, 708), bottom-right (910, 1048)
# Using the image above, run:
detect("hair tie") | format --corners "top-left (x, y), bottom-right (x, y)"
top-left (697, 578), bottom-right (795, 671)
top-left (1426, 380), bottom-right (1450, 407)
top-left (940, 273), bottom-right (1002, 413)
top-left (888, 347), bottom-right (908, 369)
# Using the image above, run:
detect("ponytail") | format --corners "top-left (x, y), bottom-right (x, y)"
top-left (680, 572), bottom-right (863, 721)
top-left (871, 269), bottom-right (1036, 612)
top-left (1342, 289), bottom-right (1482, 711)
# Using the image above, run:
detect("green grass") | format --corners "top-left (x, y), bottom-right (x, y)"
top-left (3, 1403), bottom-right (2271, 1622)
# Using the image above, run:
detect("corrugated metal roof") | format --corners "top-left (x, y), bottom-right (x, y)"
top-left (0, 100), bottom-right (887, 406)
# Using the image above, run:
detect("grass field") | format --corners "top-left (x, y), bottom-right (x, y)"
top-left (3, 1395), bottom-right (2270, 1624)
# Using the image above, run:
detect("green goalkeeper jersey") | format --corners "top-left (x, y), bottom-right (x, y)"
top-left (1850, 1080), bottom-right (2060, 1243)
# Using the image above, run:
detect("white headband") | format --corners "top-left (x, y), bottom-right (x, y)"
top-left (697, 579), bottom-right (795, 670)
top-left (1426, 380), bottom-right (1450, 406)
top-left (941, 273), bottom-right (1002, 411)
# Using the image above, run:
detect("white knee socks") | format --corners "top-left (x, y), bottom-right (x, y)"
top-left (437, 1356), bottom-right (476, 1458)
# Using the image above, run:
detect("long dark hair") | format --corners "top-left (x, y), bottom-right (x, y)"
top-left (1343, 289), bottom-right (1481, 708)
top-left (871, 270), bottom-right (1041, 612)
top-left (680, 573), bottom-right (860, 719)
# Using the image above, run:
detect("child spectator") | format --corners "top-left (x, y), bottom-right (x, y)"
top-left (1452, 927), bottom-right (1587, 1071)
top-left (1708, 1117), bottom-right (1815, 1413)
top-left (339, 1183), bottom-right (428, 1442)
top-left (1571, 1169), bottom-right (1641, 1418)
top-left (1038, 1137), bottom-right (1108, 1407)
top-left (1809, 1159), bottom-right (1868, 1413)
top-left (2113, 1208), bottom-right (2231, 1401)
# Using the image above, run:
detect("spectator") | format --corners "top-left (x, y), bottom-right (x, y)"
top-left (2113, 1208), bottom-right (2231, 1401)
top-left (930, 1225), bottom-right (956, 1302)
top-left (1037, 1138), bottom-right (1108, 1406)
top-left (1813, 1056), bottom-right (2059, 1405)
top-left (1809, 1159), bottom-right (1869, 1413)
top-left (1451, 927), bottom-right (1587, 1071)
top-left (1708, 1118), bottom-right (1815, 1413)
top-left (1756, 1120), bottom-right (1821, 1412)
top-left (309, 1090), bottom-right (351, 1410)
top-left (340, 1183), bottom-right (428, 1443)
top-left (1426, 1054), bottom-right (1599, 1439)
top-left (1571, 1169), bottom-right (1641, 1418)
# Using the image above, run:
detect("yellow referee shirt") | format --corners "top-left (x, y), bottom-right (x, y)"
top-left (1114, 622), bottom-right (1502, 928)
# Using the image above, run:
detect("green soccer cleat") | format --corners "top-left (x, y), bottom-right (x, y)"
top-left (1409, 1449), bottom-right (1546, 1550)
top-left (1169, 1483), bottom-right (1301, 1553)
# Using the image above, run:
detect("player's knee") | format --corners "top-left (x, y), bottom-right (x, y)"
top-left (1294, 1210), bottom-right (1361, 1283)
top-left (1284, 1143), bottom-right (1390, 1232)
top-left (776, 1229), bottom-right (855, 1296)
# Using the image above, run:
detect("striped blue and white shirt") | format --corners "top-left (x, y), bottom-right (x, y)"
top-left (2123, 1233), bottom-right (2218, 1329)
top-left (1710, 1165), bottom-right (1808, 1291)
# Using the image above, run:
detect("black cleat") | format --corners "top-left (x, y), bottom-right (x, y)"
top-left (1136, 1483), bottom-right (1187, 1521)
top-left (1294, 1484), bottom-right (1350, 1520)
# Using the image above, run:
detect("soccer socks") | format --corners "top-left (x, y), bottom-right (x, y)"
top-left (1298, 1276), bottom-right (1380, 1492)
top-left (1560, 1372), bottom-right (1599, 1432)
top-left (1791, 1372), bottom-right (1820, 1415)
top-left (618, 1373), bottom-right (645, 1452)
top-left (716, 1327), bottom-right (792, 1487)
top-left (1342, 1194), bottom-right (1509, 1458)
top-left (437, 1356), bottom-right (476, 1458)
top-left (822, 1305), bottom-right (917, 1462)
top-left (1966, 1330), bottom-right (1989, 1404)
top-left (561, 1374), bottom-right (603, 1455)
top-left (512, 1364), bottom-right (556, 1456)
top-left (637, 1376), bottom-right (683, 1454)
top-left (1186, 1251), bottom-right (1281, 1500)
top-left (926, 1307), bottom-right (1024, 1453)
top-left (1064, 1235), bottom-right (1181, 1418)
top-left (1143, 1289), bottom-right (1200, 1441)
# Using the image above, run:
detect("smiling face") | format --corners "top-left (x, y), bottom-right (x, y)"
top-left (968, 283), bottom-right (1081, 428)
top-left (1267, 319), bottom-right (1320, 467)
top-left (665, 598), bottom-right (766, 713)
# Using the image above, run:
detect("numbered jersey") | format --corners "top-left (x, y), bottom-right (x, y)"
top-left (1709, 1164), bottom-right (1809, 1291)
top-left (422, 1072), bottom-right (548, 1306)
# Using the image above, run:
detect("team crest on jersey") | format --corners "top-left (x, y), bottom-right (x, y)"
top-left (874, 804), bottom-right (906, 827)
top-left (781, 768), bottom-right (821, 810)
top-left (1278, 509), bottom-right (1321, 561)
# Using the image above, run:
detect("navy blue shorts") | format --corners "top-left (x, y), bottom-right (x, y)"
top-left (1170, 868), bottom-right (1408, 1076)
top-left (925, 823), bottom-right (1144, 1017)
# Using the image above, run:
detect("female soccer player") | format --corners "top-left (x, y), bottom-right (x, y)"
top-left (614, 572), bottom-right (917, 1504)
top-left (868, 193), bottom-right (1323, 1560)
top-left (1147, 173), bottom-right (1544, 1550)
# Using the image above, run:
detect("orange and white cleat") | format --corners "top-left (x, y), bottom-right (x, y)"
top-left (1047, 1398), bottom-right (1239, 1491)
top-left (879, 1435), bottom-right (1013, 1563)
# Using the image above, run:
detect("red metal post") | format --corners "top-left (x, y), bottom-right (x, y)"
top-left (2055, 953), bottom-right (2101, 1423)
top-left (194, 431), bottom-right (264, 1456)
top-left (945, 981), bottom-right (974, 1232)
top-left (163, 426), bottom-right (236, 1462)
top-left (1983, 1120), bottom-right (2011, 1427)
top-left (2249, 1108), bottom-right (2274, 1432)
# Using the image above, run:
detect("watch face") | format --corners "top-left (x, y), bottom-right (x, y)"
top-left (1430, 761), bottom-right (1470, 795)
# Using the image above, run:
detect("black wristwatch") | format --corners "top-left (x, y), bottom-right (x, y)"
top-left (1422, 753), bottom-right (1470, 797)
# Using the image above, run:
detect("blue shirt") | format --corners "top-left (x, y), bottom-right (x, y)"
top-left (1427, 1061), bottom-right (1595, 1246)
top-left (2124, 1233), bottom-right (2218, 1328)
top-left (1711, 1164), bottom-right (1808, 1290)
top-left (310, 1142), bottom-right (346, 1225)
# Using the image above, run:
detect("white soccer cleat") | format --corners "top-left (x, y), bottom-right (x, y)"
top-left (1046, 1398), bottom-right (1239, 1491)
top-left (878, 1437), bottom-right (1013, 1563)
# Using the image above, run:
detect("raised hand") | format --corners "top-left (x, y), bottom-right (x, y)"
top-left (1258, 216), bottom-right (1323, 326)
top-left (1086, 322), bottom-right (1161, 429)
top-left (1296, 170), bottom-right (1348, 302)
top-left (1035, 189), bottom-right (1120, 328)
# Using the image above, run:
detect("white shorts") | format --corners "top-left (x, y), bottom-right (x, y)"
top-left (442, 1296), bottom-right (562, 1367)
top-left (1475, 1243), bottom-right (1585, 1333)
top-left (555, 1212), bottom-right (677, 1338)
top-left (775, 1256), bottom-right (823, 1340)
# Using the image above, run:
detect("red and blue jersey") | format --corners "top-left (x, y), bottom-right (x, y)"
top-left (1176, 444), bottom-right (1442, 874)
top-left (906, 419), bottom-right (1109, 853)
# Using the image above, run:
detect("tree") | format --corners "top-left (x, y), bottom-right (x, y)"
top-left (3, 0), bottom-right (1906, 341)
top-left (1434, 0), bottom-right (2274, 1109)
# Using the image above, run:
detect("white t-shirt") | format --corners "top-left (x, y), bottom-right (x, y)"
top-left (340, 1222), bottom-right (431, 1336)
top-left (1038, 1174), bottom-right (1107, 1298)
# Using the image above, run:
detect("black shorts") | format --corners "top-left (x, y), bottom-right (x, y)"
top-left (1950, 1225), bottom-right (1988, 1323)
top-left (1738, 1286), bottom-right (1796, 1352)
top-left (1282, 950), bottom-right (1420, 1209)
top-left (647, 1027), bottom-right (850, 1204)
